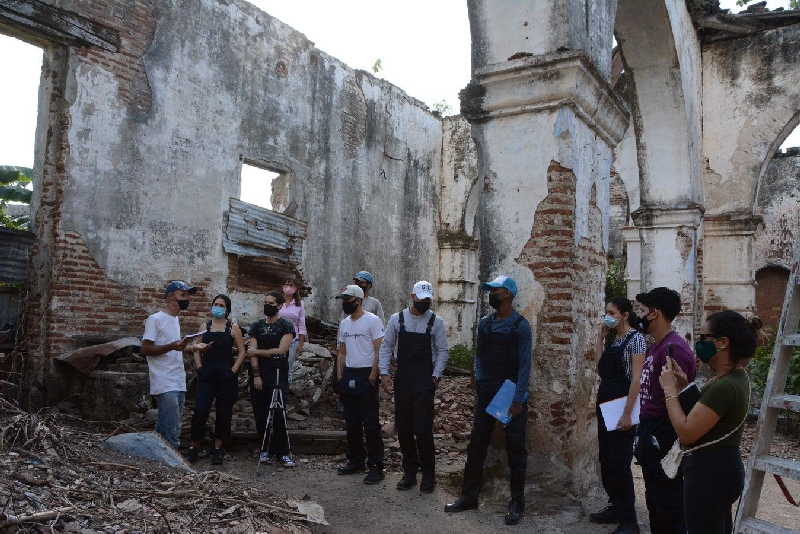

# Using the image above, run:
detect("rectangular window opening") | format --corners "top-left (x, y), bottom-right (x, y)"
top-left (240, 161), bottom-right (281, 211)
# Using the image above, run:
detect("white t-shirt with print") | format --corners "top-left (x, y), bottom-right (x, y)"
top-left (338, 312), bottom-right (384, 368)
top-left (142, 311), bottom-right (187, 395)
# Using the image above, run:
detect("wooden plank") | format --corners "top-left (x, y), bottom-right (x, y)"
top-left (753, 455), bottom-right (800, 481)
top-left (768, 394), bottom-right (800, 413)
top-left (0, 0), bottom-right (119, 51)
top-left (739, 517), bottom-right (797, 534)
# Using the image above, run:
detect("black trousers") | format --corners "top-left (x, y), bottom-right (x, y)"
top-left (462, 387), bottom-right (527, 501)
top-left (635, 416), bottom-right (685, 534)
top-left (597, 406), bottom-right (637, 523)
top-left (250, 376), bottom-right (289, 456)
top-left (683, 447), bottom-right (744, 534)
top-left (191, 366), bottom-right (238, 443)
top-left (395, 384), bottom-right (435, 476)
top-left (340, 368), bottom-right (384, 469)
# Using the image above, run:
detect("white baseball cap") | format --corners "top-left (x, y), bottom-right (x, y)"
top-left (412, 280), bottom-right (434, 299)
top-left (336, 284), bottom-right (365, 299)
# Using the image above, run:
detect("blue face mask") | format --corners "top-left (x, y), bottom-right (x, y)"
top-left (211, 305), bottom-right (226, 319)
top-left (602, 315), bottom-right (619, 328)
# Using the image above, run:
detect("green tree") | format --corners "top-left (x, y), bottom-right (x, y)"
top-left (371, 58), bottom-right (383, 74)
top-left (605, 257), bottom-right (628, 301)
top-left (431, 99), bottom-right (453, 116)
top-left (0, 166), bottom-right (32, 230)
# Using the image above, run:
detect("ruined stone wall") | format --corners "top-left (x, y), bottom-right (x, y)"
top-left (12, 0), bottom-right (444, 403)
top-left (753, 152), bottom-right (800, 273)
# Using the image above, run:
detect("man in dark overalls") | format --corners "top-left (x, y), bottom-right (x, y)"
top-left (380, 281), bottom-right (450, 493)
top-left (445, 275), bottom-right (533, 526)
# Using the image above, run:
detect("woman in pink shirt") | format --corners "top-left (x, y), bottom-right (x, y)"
top-left (279, 277), bottom-right (307, 383)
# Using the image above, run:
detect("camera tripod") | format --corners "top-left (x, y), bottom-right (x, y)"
top-left (255, 366), bottom-right (292, 474)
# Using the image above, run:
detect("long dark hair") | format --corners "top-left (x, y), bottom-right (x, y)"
top-left (707, 311), bottom-right (763, 364)
top-left (608, 296), bottom-right (635, 328)
top-left (265, 290), bottom-right (285, 306)
top-left (211, 294), bottom-right (232, 317)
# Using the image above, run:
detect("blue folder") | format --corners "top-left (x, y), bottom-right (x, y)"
top-left (485, 379), bottom-right (516, 425)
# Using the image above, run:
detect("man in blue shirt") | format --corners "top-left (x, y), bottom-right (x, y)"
top-left (445, 275), bottom-right (533, 525)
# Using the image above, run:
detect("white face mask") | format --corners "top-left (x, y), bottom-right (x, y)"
top-left (602, 315), bottom-right (619, 328)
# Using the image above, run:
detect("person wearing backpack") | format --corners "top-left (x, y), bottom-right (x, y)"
top-left (379, 281), bottom-right (450, 494)
top-left (186, 294), bottom-right (246, 465)
top-left (445, 275), bottom-right (533, 526)
top-left (660, 311), bottom-right (759, 534)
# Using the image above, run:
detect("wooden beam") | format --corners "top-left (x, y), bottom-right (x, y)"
top-left (0, 0), bottom-right (119, 51)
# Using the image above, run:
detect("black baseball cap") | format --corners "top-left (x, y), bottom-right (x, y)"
top-left (636, 287), bottom-right (681, 321)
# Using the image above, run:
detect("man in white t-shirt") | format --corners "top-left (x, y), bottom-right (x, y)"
top-left (335, 284), bottom-right (385, 484)
top-left (141, 280), bottom-right (197, 448)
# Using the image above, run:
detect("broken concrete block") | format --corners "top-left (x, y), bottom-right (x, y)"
top-left (299, 344), bottom-right (332, 359)
top-left (104, 432), bottom-right (192, 472)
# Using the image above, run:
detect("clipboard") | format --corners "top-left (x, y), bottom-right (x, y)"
top-left (485, 379), bottom-right (516, 425)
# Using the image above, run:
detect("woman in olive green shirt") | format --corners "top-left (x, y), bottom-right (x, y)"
top-left (659, 311), bottom-right (761, 534)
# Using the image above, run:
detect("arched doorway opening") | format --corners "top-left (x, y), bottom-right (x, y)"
top-left (755, 265), bottom-right (791, 328)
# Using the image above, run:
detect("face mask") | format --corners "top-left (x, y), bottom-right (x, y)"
top-left (634, 310), bottom-right (652, 333)
top-left (211, 305), bottom-right (226, 319)
top-left (413, 300), bottom-right (431, 313)
top-left (602, 315), bottom-right (619, 328)
top-left (342, 300), bottom-right (358, 315)
top-left (283, 285), bottom-right (296, 296)
top-left (695, 339), bottom-right (717, 363)
top-left (489, 294), bottom-right (502, 310)
top-left (177, 299), bottom-right (190, 311)
top-left (264, 304), bottom-right (279, 317)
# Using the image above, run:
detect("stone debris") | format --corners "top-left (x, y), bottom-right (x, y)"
top-left (0, 395), bottom-right (312, 533)
top-left (104, 432), bottom-right (193, 472)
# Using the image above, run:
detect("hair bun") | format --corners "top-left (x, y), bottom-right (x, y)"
top-left (748, 316), bottom-right (763, 332)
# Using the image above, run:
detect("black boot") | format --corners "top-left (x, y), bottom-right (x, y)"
top-left (337, 462), bottom-right (365, 475)
top-left (444, 497), bottom-right (478, 513)
top-left (419, 473), bottom-right (435, 493)
top-left (185, 447), bottom-right (199, 463)
top-left (505, 499), bottom-right (524, 525)
top-left (396, 473), bottom-right (416, 491)
top-left (363, 467), bottom-right (385, 485)
top-left (589, 505), bottom-right (618, 524)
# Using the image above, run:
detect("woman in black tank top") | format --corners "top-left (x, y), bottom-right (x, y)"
top-left (186, 294), bottom-right (246, 464)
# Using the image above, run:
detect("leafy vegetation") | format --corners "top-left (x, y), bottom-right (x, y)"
top-left (449, 344), bottom-right (475, 370)
top-left (748, 335), bottom-right (800, 397)
top-left (605, 257), bottom-right (627, 302)
top-left (431, 100), bottom-right (453, 116)
top-left (0, 166), bottom-right (32, 230)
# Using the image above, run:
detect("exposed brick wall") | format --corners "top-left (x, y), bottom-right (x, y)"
top-left (516, 161), bottom-right (606, 494)
top-left (755, 266), bottom-right (790, 328)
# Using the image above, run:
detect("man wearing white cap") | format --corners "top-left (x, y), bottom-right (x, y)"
top-left (445, 275), bottom-right (533, 525)
top-left (335, 285), bottom-right (386, 484)
top-left (379, 281), bottom-right (449, 493)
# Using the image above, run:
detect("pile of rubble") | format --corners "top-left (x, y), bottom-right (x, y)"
top-left (0, 395), bottom-right (315, 533)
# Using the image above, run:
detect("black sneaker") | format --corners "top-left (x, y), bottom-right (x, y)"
top-left (589, 505), bottom-right (618, 524)
top-left (211, 448), bottom-right (224, 465)
top-left (419, 473), bottom-right (435, 493)
top-left (337, 462), bottom-right (365, 475)
top-left (185, 447), bottom-right (199, 463)
top-left (444, 497), bottom-right (478, 513)
top-left (505, 499), bottom-right (524, 526)
top-left (396, 473), bottom-right (416, 491)
top-left (363, 468), bottom-right (385, 485)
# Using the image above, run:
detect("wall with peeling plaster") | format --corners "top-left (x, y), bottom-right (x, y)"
top-left (55, 0), bottom-right (443, 324)
top-left (753, 152), bottom-right (800, 272)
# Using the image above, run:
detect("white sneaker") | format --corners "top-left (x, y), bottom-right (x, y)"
top-left (278, 455), bottom-right (296, 468)
top-left (259, 452), bottom-right (271, 464)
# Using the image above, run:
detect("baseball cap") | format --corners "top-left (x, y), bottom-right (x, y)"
top-left (164, 280), bottom-right (197, 296)
top-left (636, 287), bottom-right (681, 321)
top-left (412, 280), bottom-right (434, 299)
top-left (353, 271), bottom-right (375, 284)
top-left (336, 284), bottom-right (365, 300)
top-left (481, 275), bottom-right (518, 297)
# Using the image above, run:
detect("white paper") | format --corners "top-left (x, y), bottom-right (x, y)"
top-left (599, 395), bottom-right (640, 431)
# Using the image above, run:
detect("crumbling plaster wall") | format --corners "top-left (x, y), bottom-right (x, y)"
top-left (753, 152), bottom-right (800, 272)
top-left (46, 0), bottom-right (443, 332)
top-left (703, 25), bottom-right (800, 217)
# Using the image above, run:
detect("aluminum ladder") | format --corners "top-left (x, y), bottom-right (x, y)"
top-left (736, 245), bottom-right (800, 534)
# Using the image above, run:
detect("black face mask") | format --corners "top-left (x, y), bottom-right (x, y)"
top-left (634, 311), bottom-right (652, 333)
top-left (342, 300), bottom-right (358, 315)
top-left (489, 294), bottom-right (503, 310)
top-left (177, 299), bottom-right (190, 311)
top-left (413, 300), bottom-right (431, 313)
top-left (264, 304), bottom-right (279, 317)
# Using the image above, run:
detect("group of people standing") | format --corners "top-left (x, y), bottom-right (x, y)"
top-left (592, 287), bottom-right (759, 534)
top-left (141, 274), bottom-right (758, 534)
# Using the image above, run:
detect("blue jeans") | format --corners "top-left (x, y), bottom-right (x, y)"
top-left (155, 390), bottom-right (185, 448)
top-left (288, 339), bottom-right (299, 384)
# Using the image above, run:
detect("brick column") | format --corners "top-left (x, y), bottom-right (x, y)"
top-left (462, 0), bottom-right (628, 498)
